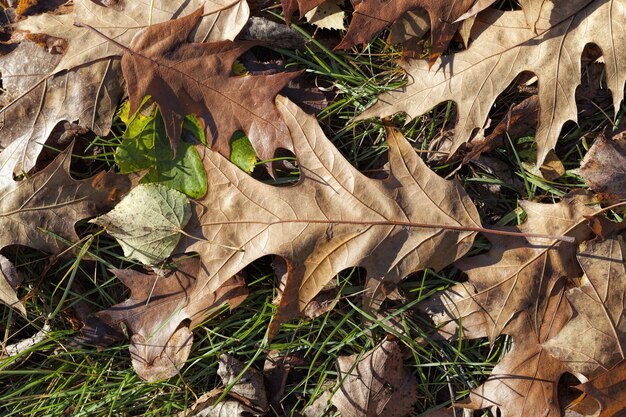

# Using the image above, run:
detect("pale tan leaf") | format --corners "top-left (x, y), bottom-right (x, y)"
top-left (0, 255), bottom-right (25, 316)
top-left (304, 0), bottom-right (345, 31)
top-left (359, 1), bottom-right (626, 167)
top-left (579, 132), bottom-right (626, 201)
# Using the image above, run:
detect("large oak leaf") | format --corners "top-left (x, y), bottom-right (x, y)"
top-left (121, 8), bottom-right (300, 161)
top-left (0, 140), bottom-right (130, 255)
top-left (358, 0), bottom-right (626, 167)
top-left (175, 96), bottom-right (481, 339)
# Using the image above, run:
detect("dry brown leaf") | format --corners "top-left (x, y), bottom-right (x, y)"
top-left (0, 41), bottom-right (123, 175)
top-left (576, 361), bottom-right (626, 417)
top-left (0, 140), bottom-right (130, 255)
top-left (580, 132), bottom-right (626, 202)
top-left (0, 255), bottom-right (25, 316)
top-left (14, 0), bottom-right (249, 73)
top-left (420, 192), bottom-right (604, 416)
top-left (281, 0), bottom-right (326, 24)
top-left (96, 257), bottom-right (248, 381)
top-left (0, 1), bottom-right (247, 175)
top-left (175, 96), bottom-right (480, 341)
top-left (331, 339), bottom-right (418, 417)
top-left (359, 1), bottom-right (626, 167)
top-left (121, 8), bottom-right (300, 160)
top-left (544, 223), bottom-right (626, 377)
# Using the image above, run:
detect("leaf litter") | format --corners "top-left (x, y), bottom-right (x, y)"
top-left (1, 1), bottom-right (626, 416)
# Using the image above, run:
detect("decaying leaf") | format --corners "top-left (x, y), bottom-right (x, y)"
top-left (359, 1), bottom-right (626, 167)
top-left (0, 255), bottom-right (25, 316)
top-left (121, 8), bottom-right (300, 161)
top-left (420, 192), bottom-right (601, 416)
top-left (15, 0), bottom-right (250, 73)
top-left (96, 257), bottom-right (248, 381)
top-left (580, 132), bottom-right (626, 201)
top-left (0, 140), bottom-right (130, 255)
top-left (576, 361), bottom-right (626, 417)
top-left (176, 96), bottom-right (480, 340)
top-left (544, 223), bottom-right (626, 377)
top-left (281, 0), bottom-right (325, 24)
top-left (90, 184), bottom-right (191, 265)
top-left (331, 339), bottom-right (418, 417)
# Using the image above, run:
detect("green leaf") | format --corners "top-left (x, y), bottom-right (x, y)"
top-left (115, 101), bottom-right (207, 198)
top-left (230, 131), bottom-right (257, 174)
top-left (90, 184), bottom-right (191, 265)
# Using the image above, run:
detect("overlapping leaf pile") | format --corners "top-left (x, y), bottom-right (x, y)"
top-left (0, 0), bottom-right (625, 416)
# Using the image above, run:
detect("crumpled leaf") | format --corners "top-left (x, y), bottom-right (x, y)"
top-left (580, 132), bottom-right (626, 201)
top-left (420, 192), bottom-right (601, 416)
top-left (90, 184), bottom-right (191, 265)
top-left (0, 140), bottom-right (130, 255)
top-left (115, 100), bottom-right (208, 198)
top-left (176, 96), bottom-right (480, 341)
top-left (331, 339), bottom-right (418, 417)
top-left (121, 8), bottom-right (300, 161)
top-left (359, 1), bottom-right (626, 167)
top-left (0, 0), bottom-right (247, 175)
top-left (15, 0), bottom-right (250, 73)
top-left (544, 222), bottom-right (626, 377)
top-left (0, 255), bottom-right (25, 316)
top-left (575, 360), bottom-right (626, 417)
top-left (96, 257), bottom-right (248, 381)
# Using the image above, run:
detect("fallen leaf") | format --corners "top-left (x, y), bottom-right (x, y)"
top-left (304, 1), bottom-right (345, 31)
top-left (96, 257), bottom-right (248, 381)
top-left (359, 2), bottom-right (626, 167)
top-left (336, 0), bottom-right (495, 57)
top-left (0, 140), bottom-right (130, 255)
top-left (420, 192), bottom-right (602, 416)
top-left (543, 222), bottom-right (626, 377)
top-left (176, 96), bottom-right (481, 340)
top-left (281, 0), bottom-right (326, 24)
top-left (0, 255), bottom-right (25, 316)
top-left (15, 0), bottom-right (250, 73)
top-left (90, 184), bottom-right (192, 265)
top-left (0, 0), bottom-right (248, 175)
top-left (121, 8), bottom-right (300, 161)
top-left (0, 41), bottom-right (123, 175)
top-left (217, 354), bottom-right (269, 414)
top-left (580, 132), bottom-right (626, 202)
top-left (331, 339), bottom-right (418, 417)
top-left (576, 361), bottom-right (626, 417)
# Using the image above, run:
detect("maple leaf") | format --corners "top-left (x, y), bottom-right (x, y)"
top-left (121, 8), bottom-right (300, 162)
top-left (15, 0), bottom-right (250, 74)
top-left (0, 1), bottom-right (248, 175)
top-left (420, 192), bottom-right (601, 416)
top-left (543, 222), bottom-right (626, 377)
top-left (358, 1), bottom-right (626, 167)
top-left (0, 140), bottom-right (130, 256)
top-left (172, 96), bottom-right (480, 341)
top-left (331, 339), bottom-right (418, 417)
top-left (96, 257), bottom-right (248, 381)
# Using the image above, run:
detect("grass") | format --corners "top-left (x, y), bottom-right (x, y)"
top-left (1, 1), bottom-right (624, 416)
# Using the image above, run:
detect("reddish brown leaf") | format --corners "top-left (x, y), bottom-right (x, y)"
top-left (121, 8), bottom-right (300, 161)
top-left (576, 361), bottom-right (626, 417)
top-left (281, 0), bottom-right (325, 24)
top-left (580, 132), bottom-right (626, 202)
top-left (97, 257), bottom-right (248, 381)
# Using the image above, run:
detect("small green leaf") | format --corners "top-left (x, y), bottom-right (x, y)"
top-left (90, 184), bottom-right (191, 265)
top-left (115, 101), bottom-right (207, 198)
top-left (230, 131), bottom-right (257, 174)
